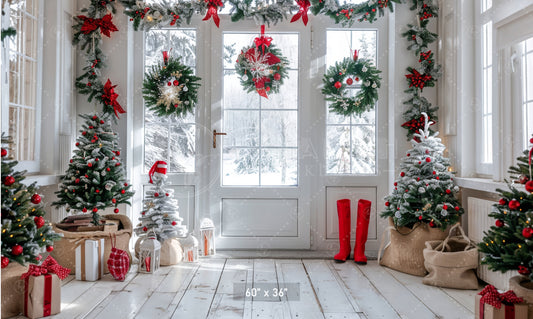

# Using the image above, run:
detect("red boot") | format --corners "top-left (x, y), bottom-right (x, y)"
top-left (354, 199), bottom-right (371, 265)
top-left (334, 199), bottom-right (351, 263)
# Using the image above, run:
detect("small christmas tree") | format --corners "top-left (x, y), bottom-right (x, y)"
top-left (479, 139), bottom-right (533, 280)
top-left (53, 113), bottom-right (134, 225)
top-left (134, 161), bottom-right (187, 241)
top-left (1, 134), bottom-right (60, 268)
top-left (381, 113), bottom-right (464, 229)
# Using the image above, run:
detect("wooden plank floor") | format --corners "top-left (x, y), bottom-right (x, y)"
top-left (13, 259), bottom-right (482, 319)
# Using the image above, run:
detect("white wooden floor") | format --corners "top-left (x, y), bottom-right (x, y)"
top-left (16, 259), bottom-right (481, 319)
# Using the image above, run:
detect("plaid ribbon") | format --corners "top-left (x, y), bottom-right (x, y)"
top-left (20, 255), bottom-right (71, 280)
top-left (479, 285), bottom-right (524, 319)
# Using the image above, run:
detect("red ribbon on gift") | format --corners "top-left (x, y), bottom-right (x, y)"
top-left (254, 25), bottom-right (272, 55)
top-left (202, 0), bottom-right (222, 28)
top-left (21, 255), bottom-right (71, 280)
top-left (78, 13), bottom-right (118, 38)
top-left (291, 0), bottom-right (311, 26)
top-left (102, 79), bottom-right (126, 119)
top-left (478, 285), bottom-right (524, 319)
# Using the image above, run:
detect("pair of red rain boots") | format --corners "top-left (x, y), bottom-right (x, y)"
top-left (333, 199), bottom-right (372, 264)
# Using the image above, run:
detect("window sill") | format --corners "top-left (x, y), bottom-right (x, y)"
top-left (22, 174), bottom-right (59, 187)
top-left (455, 177), bottom-right (524, 194)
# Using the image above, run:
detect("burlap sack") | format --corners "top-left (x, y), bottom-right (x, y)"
top-left (51, 214), bottom-right (132, 274)
top-left (509, 275), bottom-right (533, 318)
top-left (379, 217), bottom-right (449, 276)
top-left (1, 262), bottom-right (27, 318)
top-left (160, 238), bottom-right (183, 266)
top-left (422, 224), bottom-right (478, 289)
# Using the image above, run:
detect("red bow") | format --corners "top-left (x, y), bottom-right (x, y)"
top-left (20, 256), bottom-right (71, 280)
top-left (102, 79), bottom-right (126, 119)
top-left (479, 285), bottom-right (524, 309)
top-left (291, 0), bottom-right (311, 26)
top-left (401, 115), bottom-right (433, 133)
top-left (405, 69), bottom-right (432, 90)
top-left (254, 25), bottom-right (272, 54)
top-left (253, 77), bottom-right (271, 98)
top-left (78, 13), bottom-right (118, 38)
top-left (203, 0), bottom-right (222, 28)
top-left (245, 48), bottom-right (281, 66)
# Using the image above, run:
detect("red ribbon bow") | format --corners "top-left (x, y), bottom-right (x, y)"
top-left (162, 51), bottom-right (169, 65)
top-left (254, 25), bottom-right (272, 55)
top-left (102, 79), bottom-right (126, 119)
top-left (203, 0), bottom-right (222, 28)
top-left (20, 256), bottom-right (71, 280)
top-left (78, 13), bottom-right (118, 38)
top-left (291, 0), bottom-right (311, 26)
top-left (478, 285), bottom-right (524, 319)
top-left (405, 69), bottom-right (432, 90)
top-left (253, 77), bottom-right (271, 98)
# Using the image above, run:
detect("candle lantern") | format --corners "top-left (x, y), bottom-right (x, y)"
top-left (180, 233), bottom-right (198, 262)
top-left (199, 218), bottom-right (216, 257)
top-left (138, 231), bottom-right (161, 273)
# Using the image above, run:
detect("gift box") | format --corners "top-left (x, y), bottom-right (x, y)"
top-left (75, 238), bottom-right (104, 281)
top-left (21, 256), bottom-right (71, 319)
top-left (476, 285), bottom-right (528, 319)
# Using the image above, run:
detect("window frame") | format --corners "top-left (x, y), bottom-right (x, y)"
top-left (1, 0), bottom-right (43, 173)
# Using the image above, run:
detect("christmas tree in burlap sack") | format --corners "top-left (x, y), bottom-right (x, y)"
top-left (1, 134), bottom-right (60, 268)
top-left (53, 113), bottom-right (134, 225)
top-left (381, 113), bottom-right (464, 230)
top-left (134, 161), bottom-right (187, 241)
top-left (479, 137), bottom-right (533, 280)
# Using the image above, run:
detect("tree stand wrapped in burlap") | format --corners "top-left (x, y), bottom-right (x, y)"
top-left (51, 214), bottom-right (132, 274)
top-left (1, 262), bottom-right (27, 318)
top-left (509, 276), bottom-right (533, 318)
top-left (379, 217), bottom-right (450, 276)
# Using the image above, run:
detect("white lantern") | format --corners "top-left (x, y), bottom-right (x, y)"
top-left (138, 232), bottom-right (161, 273)
top-left (199, 218), bottom-right (216, 257)
top-left (180, 234), bottom-right (198, 262)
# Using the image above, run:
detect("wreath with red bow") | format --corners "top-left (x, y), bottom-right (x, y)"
top-left (235, 27), bottom-right (289, 98)
top-left (143, 51), bottom-right (201, 117)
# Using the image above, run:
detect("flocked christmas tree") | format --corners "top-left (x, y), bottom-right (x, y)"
top-left (134, 161), bottom-right (187, 241)
top-left (478, 138), bottom-right (533, 280)
top-left (381, 113), bottom-right (464, 229)
top-left (1, 134), bottom-right (60, 268)
top-left (53, 113), bottom-right (134, 225)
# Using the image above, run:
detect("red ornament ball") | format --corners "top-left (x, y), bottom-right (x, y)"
top-left (115, 163), bottom-right (121, 167)
top-left (499, 198), bottom-right (507, 205)
top-left (426, 157), bottom-right (431, 163)
top-left (418, 161), bottom-right (422, 165)
top-left (114, 208), bottom-right (119, 214)
top-left (519, 175), bottom-right (529, 184)
top-left (509, 199), bottom-right (521, 210)
top-left (455, 206), bottom-right (460, 211)
top-left (92, 207), bottom-right (98, 213)
top-left (445, 189), bottom-right (451, 194)
top-left (1, 148), bottom-right (7, 157)
top-left (75, 142), bottom-right (80, 147)
top-left (385, 201), bottom-right (390, 207)
top-left (173, 80), bottom-right (179, 86)
top-left (92, 115), bottom-right (97, 120)
top-left (526, 180), bottom-right (533, 193)
top-left (121, 189), bottom-right (126, 194)
top-left (154, 192), bottom-right (159, 197)
top-left (82, 131), bottom-right (87, 136)
top-left (425, 150), bottom-right (430, 154)
top-left (100, 120), bottom-right (105, 124)
top-left (1, 256), bottom-right (9, 268)
top-left (34, 216), bottom-right (45, 229)
top-left (46, 246), bottom-right (54, 252)
top-left (518, 265), bottom-right (531, 275)
top-left (165, 193), bottom-right (169, 197)
top-left (407, 153), bottom-right (410, 157)
top-left (429, 221), bottom-right (435, 228)
top-left (334, 81), bottom-right (342, 89)
top-left (418, 215), bottom-right (423, 220)
top-left (436, 177), bottom-right (440, 180)
top-left (172, 221), bottom-right (177, 226)
top-left (495, 220), bottom-right (504, 227)
top-left (89, 126), bottom-right (94, 129)
top-left (274, 73), bottom-right (281, 81)
top-left (522, 227), bottom-right (533, 238)
top-left (530, 137), bottom-right (533, 144)
top-left (106, 167), bottom-right (111, 172)
top-left (112, 198), bottom-right (116, 204)
top-left (88, 162), bottom-right (93, 168)
top-left (11, 245), bottom-right (23, 256)
top-left (143, 227), bottom-right (148, 232)
top-left (95, 157), bottom-right (99, 162)
top-left (355, 77), bottom-right (359, 81)
top-left (116, 151), bottom-right (121, 156)
top-left (124, 183), bottom-right (128, 187)
top-left (346, 78), bottom-right (353, 85)
top-left (432, 171), bottom-right (436, 175)
top-left (91, 139), bottom-right (96, 143)
top-left (31, 193), bottom-right (42, 204)
top-left (4, 175), bottom-right (15, 186)
top-left (167, 81), bottom-right (172, 86)
top-left (394, 182), bottom-right (397, 186)
top-left (82, 208), bottom-right (88, 213)
top-left (400, 172), bottom-right (405, 177)
top-left (35, 255), bottom-right (42, 261)
top-left (442, 205), bottom-right (448, 210)
top-left (266, 87), bottom-right (271, 92)
top-left (70, 159), bottom-right (73, 163)
top-left (95, 189), bottom-right (100, 193)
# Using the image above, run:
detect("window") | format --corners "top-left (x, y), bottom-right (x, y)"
top-left (4, 0), bottom-right (41, 170)
top-left (143, 29), bottom-right (197, 173)
top-left (481, 0), bottom-right (492, 12)
top-left (481, 21), bottom-right (493, 165)
top-left (519, 37), bottom-right (533, 149)
top-left (221, 33), bottom-right (299, 186)
top-left (326, 30), bottom-right (377, 175)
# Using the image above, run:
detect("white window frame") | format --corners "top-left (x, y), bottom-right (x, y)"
top-left (1, 0), bottom-right (43, 173)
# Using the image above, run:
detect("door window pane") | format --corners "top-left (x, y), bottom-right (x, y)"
top-left (326, 30), bottom-right (377, 175)
top-left (520, 37), bottom-right (533, 149)
top-left (143, 29), bottom-right (197, 173)
top-left (222, 33), bottom-right (299, 186)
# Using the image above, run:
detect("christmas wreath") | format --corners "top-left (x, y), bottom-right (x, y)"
top-left (322, 52), bottom-right (381, 116)
top-left (143, 51), bottom-right (201, 117)
top-left (235, 26), bottom-right (289, 98)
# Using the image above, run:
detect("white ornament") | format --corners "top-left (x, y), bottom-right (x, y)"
top-left (441, 210), bottom-right (448, 217)
top-left (153, 11), bottom-right (162, 19)
top-left (242, 74), bottom-right (249, 81)
top-left (364, 81), bottom-right (371, 86)
top-left (395, 211), bottom-right (402, 218)
top-left (183, 86), bottom-right (188, 92)
top-left (418, 187), bottom-right (426, 193)
top-left (372, 83), bottom-right (377, 88)
top-left (362, 66), bottom-right (368, 72)
top-left (329, 78), bottom-right (334, 82)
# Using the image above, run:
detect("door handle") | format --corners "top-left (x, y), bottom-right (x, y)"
top-left (213, 130), bottom-right (227, 148)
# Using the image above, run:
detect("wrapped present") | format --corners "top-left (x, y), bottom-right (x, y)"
top-left (475, 285), bottom-right (528, 319)
top-left (75, 238), bottom-right (104, 281)
top-left (20, 256), bottom-right (71, 319)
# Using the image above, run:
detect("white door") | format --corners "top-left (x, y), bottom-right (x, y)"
top-left (209, 21), bottom-right (312, 249)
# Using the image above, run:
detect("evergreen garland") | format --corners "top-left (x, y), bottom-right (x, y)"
top-left (310, 0), bottom-right (402, 26)
top-left (321, 57), bottom-right (381, 117)
top-left (228, 0), bottom-right (297, 26)
top-left (143, 56), bottom-right (201, 118)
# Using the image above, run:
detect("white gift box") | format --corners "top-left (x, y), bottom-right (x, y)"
top-left (75, 239), bottom-right (105, 281)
